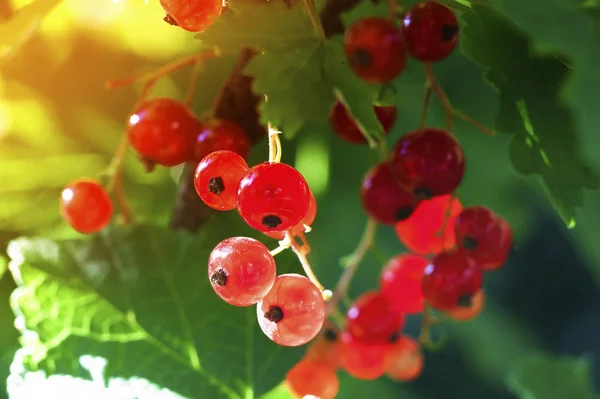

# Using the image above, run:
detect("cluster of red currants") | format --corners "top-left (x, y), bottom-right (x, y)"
top-left (197, 148), bottom-right (326, 347)
top-left (59, 97), bottom-right (252, 234)
top-left (280, 2), bottom-right (514, 398)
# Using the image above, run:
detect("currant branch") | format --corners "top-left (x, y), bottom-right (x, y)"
top-left (422, 62), bottom-right (494, 136)
top-left (326, 218), bottom-right (378, 316)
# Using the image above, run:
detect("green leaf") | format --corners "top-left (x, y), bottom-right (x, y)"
top-left (490, 0), bottom-right (600, 166)
top-left (0, 0), bottom-right (63, 63)
top-left (7, 213), bottom-right (304, 399)
top-left (460, 6), bottom-right (599, 226)
top-left (507, 353), bottom-right (600, 399)
top-left (199, 2), bottom-right (384, 140)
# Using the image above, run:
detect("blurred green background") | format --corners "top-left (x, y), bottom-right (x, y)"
top-left (1, 0), bottom-right (600, 398)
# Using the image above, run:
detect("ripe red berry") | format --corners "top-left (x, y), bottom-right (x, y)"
top-left (391, 128), bottom-right (465, 198)
top-left (361, 162), bottom-right (420, 225)
top-left (346, 290), bottom-right (404, 344)
top-left (60, 179), bottom-right (113, 234)
top-left (257, 274), bottom-right (326, 347)
top-left (330, 101), bottom-right (397, 144)
top-left (445, 289), bottom-right (485, 321)
top-left (127, 98), bottom-right (199, 167)
top-left (237, 162), bottom-right (311, 233)
top-left (422, 250), bottom-right (483, 310)
top-left (194, 119), bottom-right (251, 162)
top-left (395, 194), bottom-right (462, 255)
top-left (344, 17), bottom-right (407, 83)
top-left (402, 1), bottom-right (459, 62)
top-left (194, 150), bottom-right (249, 211)
top-left (305, 323), bottom-right (343, 369)
top-left (380, 253), bottom-right (429, 314)
top-left (264, 190), bottom-right (317, 240)
top-left (208, 237), bottom-right (276, 306)
top-left (340, 332), bottom-right (392, 380)
top-left (285, 360), bottom-right (339, 399)
top-left (159, 0), bottom-right (223, 32)
top-left (477, 219), bottom-right (513, 271)
top-left (385, 335), bottom-right (424, 381)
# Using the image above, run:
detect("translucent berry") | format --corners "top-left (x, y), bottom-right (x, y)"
top-left (346, 290), bottom-right (404, 344)
top-left (330, 101), bottom-right (397, 144)
top-left (340, 332), bottom-right (392, 380)
top-left (477, 219), bottom-right (513, 271)
top-left (127, 98), bottom-right (199, 167)
top-left (344, 17), bottom-right (407, 83)
top-left (194, 150), bottom-right (249, 211)
top-left (391, 128), bottom-right (465, 198)
top-left (285, 360), bottom-right (339, 399)
top-left (395, 194), bottom-right (462, 255)
top-left (257, 274), bottom-right (326, 346)
top-left (264, 190), bottom-right (317, 240)
top-left (237, 163), bottom-right (310, 233)
top-left (159, 0), bottom-right (223, 32)
top-left (422, 250), bottom-right (483, 310)
top-left (446, 289), bottom-right (485, 321)
top-left (402, 1), bottom-right (459, 62)
top-left (208, 237), bottom-right (276, 306)
top-left (380, 253), bottom-right (429, 314)
top-left (305, 323), bottom-right (343, 369)
top-left (194, 118), bottom-right (251, 162)
top-left (361, 162), bottom-right (420, 225)
top-left (60, 179), bottom-right (113, 234)
top-left (385, 335), bottom-right (424, 381)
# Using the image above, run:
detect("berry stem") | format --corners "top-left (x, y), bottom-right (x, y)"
top-left (422, 63), bottom-right (454, 132)
top-left (183, 59), bottom-right (204, 105)
top-left (105, 134), bottom-right (134, 224)
top-left (418, 304), bottom-right (441, 346)
top-left (286, 231), bottom-right (326, 292)
top-left (419, 83), bottom-right (433, 128)
top-left (301, 0), bottom-right (326, 40)
top-left (270, 237), bottom-right (291, 256)
top-left (422, 63), bottom-right (495, 136)
top-left (106, 48), bottom-right (220, 101)
top-left (326, 218), bottom-right (377, 316)
top-left (267, 123), bottom-right (283, 163)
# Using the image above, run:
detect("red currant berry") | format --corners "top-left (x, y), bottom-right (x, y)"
top-left (194, 118), bottom-right (251, 162)
top-left (445, 289), bottom-right (485, 321)
top-left (422, 250), bottom-right (483, 310)
top-left (402, 1), bottom-right (459, 62)
top-left (264, 190), bottom-right (317, 240)
top-left (346, 290), bottom-right (404, 344)
top-left (208, 237), bottom-right (276, 306)
top-left (257, 274), bottom-right (326, 347)
top-left (127, 98), bottom-right (199, 167)
top-left (395, 194), bottom-right (462, 255)
top-left (391, 128), bottom-right (465, 198)
top-left (477, 219), bottom-right (513, 271)
top-left (344, 17), bottom-right (407, 83)
top-left (361, 162), bottom-right (420, 225)
top-left (385, 335), bottom-right (423, 381)
top-left (194, 150), bottom-right (249, 211)
top-left (159, 0), bottom-right (223, 32)
top-left (305, 323), bottom-right (343, 369)
top-left (60, 179), bottom-right (113, 234)
top-left (237, 163), bottom-right (311, 233)
top-left (340, 332), bottom-right (392, 380)
top-left (330, 101), bottom-right (397, 144)
top-left (285, 360), bottom-right (339, 399)
top-left (454, 205), bottom-right (502, 252)
top-left (380, 253), bottom-right (429, 314)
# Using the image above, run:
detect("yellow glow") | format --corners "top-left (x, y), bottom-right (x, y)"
top-left (295, 134), bottom-right (330, 196)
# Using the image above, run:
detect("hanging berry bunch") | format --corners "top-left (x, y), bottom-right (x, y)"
top-left (56, 1), bottom-right (515, 398)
